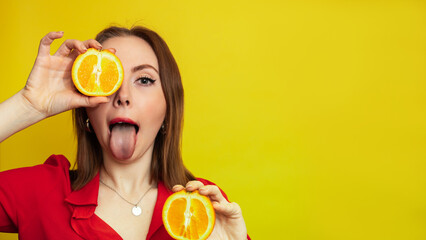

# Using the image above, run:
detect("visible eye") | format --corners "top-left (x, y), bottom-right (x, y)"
top-left (136, 76), bottom-right (156, 85)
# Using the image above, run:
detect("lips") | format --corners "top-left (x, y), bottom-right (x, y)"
top-left (109, 118), bottom-right (139, 133)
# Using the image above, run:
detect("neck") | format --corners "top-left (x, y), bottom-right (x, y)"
top-left (100, 145), bottom-right (156, 195)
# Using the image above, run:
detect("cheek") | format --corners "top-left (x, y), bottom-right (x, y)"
top-left (86, 106), bottom-right (107, 133)
top-left (140, 91), bottom-right (167, 124)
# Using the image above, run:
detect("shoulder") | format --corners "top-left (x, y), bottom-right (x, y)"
top-left (0, 154), bottom-right (70, 180)
top-left (196, 178), bottom-right (216, 186)
top-left (0, 154), bottom-right (72, 195)
top-left (0, 155), bottom-right (73, 233)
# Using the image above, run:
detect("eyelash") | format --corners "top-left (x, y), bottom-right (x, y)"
top-left (136, 76), bottom-right (156, 85)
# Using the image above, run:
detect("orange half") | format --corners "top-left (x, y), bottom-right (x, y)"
top-left (162, 190), bottom-right (215, 240)
top-left (72, 48), bottom-right (124, 96)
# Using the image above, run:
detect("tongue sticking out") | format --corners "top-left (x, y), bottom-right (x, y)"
top-left (109, 124), bottom-right (137, 160)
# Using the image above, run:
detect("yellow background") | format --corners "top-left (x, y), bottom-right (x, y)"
top-left (0, 0), bottom-right (425, 239)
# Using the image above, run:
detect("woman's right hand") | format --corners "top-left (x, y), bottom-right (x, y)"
top-left (22, 31), bottom-right (109, 118)
top-left (0, 31), bottom-right (111, 142)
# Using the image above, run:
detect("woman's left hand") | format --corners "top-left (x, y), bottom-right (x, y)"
top-left (172, 181), bottom-right (248, 240)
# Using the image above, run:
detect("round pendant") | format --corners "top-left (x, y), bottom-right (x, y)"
top-left (132, 206), bottom-right (142, 216)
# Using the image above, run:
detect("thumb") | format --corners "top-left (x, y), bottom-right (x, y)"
top-left (212, 201), bottom-right (243, 218)
top-left (70, 95), bottom-right (109, 108)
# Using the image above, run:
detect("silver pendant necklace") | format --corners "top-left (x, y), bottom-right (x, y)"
top-left (99, 179), bottom-right (153, 216)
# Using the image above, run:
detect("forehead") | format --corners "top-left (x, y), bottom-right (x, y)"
top-left (101, 36), bottom-right (159, 71)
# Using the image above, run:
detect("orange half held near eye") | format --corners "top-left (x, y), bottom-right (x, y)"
top-left (72, 48), bottom-right (124, 96)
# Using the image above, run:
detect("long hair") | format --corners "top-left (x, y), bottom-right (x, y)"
top-left (72, 26), bottom-right (195, 190)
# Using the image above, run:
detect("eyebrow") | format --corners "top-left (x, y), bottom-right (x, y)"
top-left (131, 64), bottom-right (159, 74)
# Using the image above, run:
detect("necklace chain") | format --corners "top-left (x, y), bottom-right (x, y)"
top-left (99, 179), bottom-right (153, 207)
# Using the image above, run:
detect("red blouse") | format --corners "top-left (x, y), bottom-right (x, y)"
top-left (0, 155), bottom-right (248, 239)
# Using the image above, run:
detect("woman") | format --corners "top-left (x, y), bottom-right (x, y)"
top-left (0, 26), bottom-right (248, 239)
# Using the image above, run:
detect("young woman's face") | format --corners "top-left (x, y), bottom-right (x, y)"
top-left (86, 36), bottom-right (166, 162)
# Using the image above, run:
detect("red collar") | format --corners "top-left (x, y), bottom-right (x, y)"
top-left (65, 172), bottom-right (172, 239)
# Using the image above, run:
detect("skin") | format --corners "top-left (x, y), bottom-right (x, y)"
top-left (86, 36), bottom-right (166, 165)
top-left (0, 31), bottom-right (247, 240)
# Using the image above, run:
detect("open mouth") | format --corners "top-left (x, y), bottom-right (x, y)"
top-left (109, 120), bottom-right (139, 134)
top-left (108, 118), bottom-right (139, 159)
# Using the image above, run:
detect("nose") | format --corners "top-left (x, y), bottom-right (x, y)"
top-left (113, 80), bottom-right (131, 107)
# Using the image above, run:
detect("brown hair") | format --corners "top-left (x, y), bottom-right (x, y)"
top-left (72, 26), bottom-right (195, 190)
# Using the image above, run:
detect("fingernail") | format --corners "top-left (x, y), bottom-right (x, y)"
top-left (186, 184), bottom-right (193, 189)
top-left (199, 187), bottom-right (207, 193)
top-left (97, 43), bottom-right (102, 49)
top-left (57, 31), bottom-right (64, 34)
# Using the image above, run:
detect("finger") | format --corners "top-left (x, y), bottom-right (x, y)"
top-left (38, 31), bottom-right (64, 57)
top-left (66, 49), bottom-right (81, 61)
top-left (172, 185), bottom-right (185, 192)
top-left (212, 201), bottom-right (242, 217)
top-left (70, 95), bottom-right (109, 109)
top-left (83, 39), bottom-right (102, 50)
top-left (54, 39), bottom-right (87, 57)
top-left (105, 48), bottom-right (116, 54)
top-left (84, 96), bottom-right (110, 107)
top-left (199, 185), bottom-right (228, 204)
top-left (185, 180), bottom-right (204, 191)
top-left (67, 39), bottom-right (103, 60)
